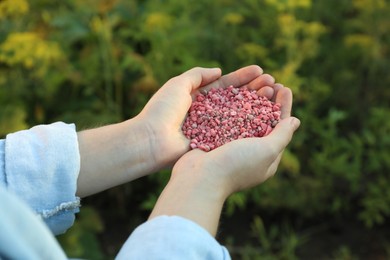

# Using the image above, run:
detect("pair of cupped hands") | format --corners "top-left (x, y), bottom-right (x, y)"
top-left (137, 65), bottom-right (300, 200)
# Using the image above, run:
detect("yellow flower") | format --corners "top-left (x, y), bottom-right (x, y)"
top-left (0, 32), bottom-right (63, 71)
top-left (0, 0), bottom-right (29, 18)
top-left (266, 0), bottom-right (311, 11)
top-left (144, 12), bottom-right (173, 32)
top-left (235, 43), bottom-right (267, 61)
top-left (353, 0), bottom-right (386, 12)
top-left (222, 13), bottom-right (244, 25)
top-left (344, 34), bottom-right (375, 49)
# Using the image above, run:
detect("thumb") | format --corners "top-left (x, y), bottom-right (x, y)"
top-left (167, 67), bottom-right (222, 93)
top-left (266, 117), bottom-right (300, 152)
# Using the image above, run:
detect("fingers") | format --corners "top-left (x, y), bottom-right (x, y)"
top-left (248, 74), bottom-right (276, 99)
top-left (256, 86), bottom-right (274, 100)
top-left (275, 87), bottom-right (293, 119)
top-left (186, 67), bottom-right (223, 90)
top-left (247, 74), bottom-right (275, 90)
top-left (271, 83), bottom-right (284, 100)
top-left (167, 67), bottom-right (222, 93)
top-left (144, 67), bottom-right (221, 123)
top-left (255, 82), bottom-right (292, 119)
top-left (266, 117), bottom-right (300, 155)
top-left (200, 65), bottom-right (264, 92)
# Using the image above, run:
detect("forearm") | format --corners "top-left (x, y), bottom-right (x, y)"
top-left (76, 116), bottom-right (160, 197)
top-left (149, 170), bottom-right (227, 237)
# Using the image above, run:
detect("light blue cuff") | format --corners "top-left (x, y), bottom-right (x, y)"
top-left (117, 215), bottom-right (231, 259)
top-left (0, 187), bottom-right (67, 259)
top-left (3, 122), bottom-right (81, 235)
top-left (0, 140), bottom-right (5, 187)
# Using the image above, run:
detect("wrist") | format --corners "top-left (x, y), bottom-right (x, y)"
top-left (77, 118), bottom-right (160, 196)
top-left (171, 168), bottom-right (229, 203)
top-left (120, 116), bottom-right (163, 174)
top-left (150, 166), bottom-right (227, 236)
top-left (135, 114), bottom-right (190, 170)
top-left (171, 153), bottom-right (232, 202)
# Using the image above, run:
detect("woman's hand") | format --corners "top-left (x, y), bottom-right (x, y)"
top-left (171, 86), bottom-right (299, 197)
top-left (137, 65), bottom-right (278, 169)
top-left (148, 75), bottom-right (300, 236)
top-left (76, 65), bottom-right (284, 198)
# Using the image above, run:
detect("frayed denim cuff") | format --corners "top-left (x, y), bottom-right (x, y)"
top-left (3, 122), bottom-right (80, 235)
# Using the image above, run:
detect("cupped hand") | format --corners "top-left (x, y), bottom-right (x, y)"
top-left (171, 86), bottom-right (300, 198)
top-left (137, 65), bottom-right (277, 169)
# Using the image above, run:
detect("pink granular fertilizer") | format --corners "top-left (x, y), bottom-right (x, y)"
top-left (182, 85), bottom-right (281, 152)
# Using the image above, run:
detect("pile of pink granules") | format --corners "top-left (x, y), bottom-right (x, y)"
top-left (182, 85), bottom-right (282, 152)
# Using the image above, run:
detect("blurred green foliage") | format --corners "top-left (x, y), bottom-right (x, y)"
top-left (57, 206), bottom-right (105, 259)
top-left (1, 0), bottom-right (390, 258)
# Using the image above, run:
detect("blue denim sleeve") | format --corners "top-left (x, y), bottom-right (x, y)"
top-left (0, 187), bottom-right (67, 259)
top-left (0, 122), bottom-right (81, 235)
top-left (116, 216), bottom-right (231, 260)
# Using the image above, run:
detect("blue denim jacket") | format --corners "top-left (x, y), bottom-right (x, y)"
top-left (0, 122), bottom-right (230, 259)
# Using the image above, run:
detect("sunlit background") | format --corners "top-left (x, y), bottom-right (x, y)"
top-left (1, 0), bottom-right (389, 259)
